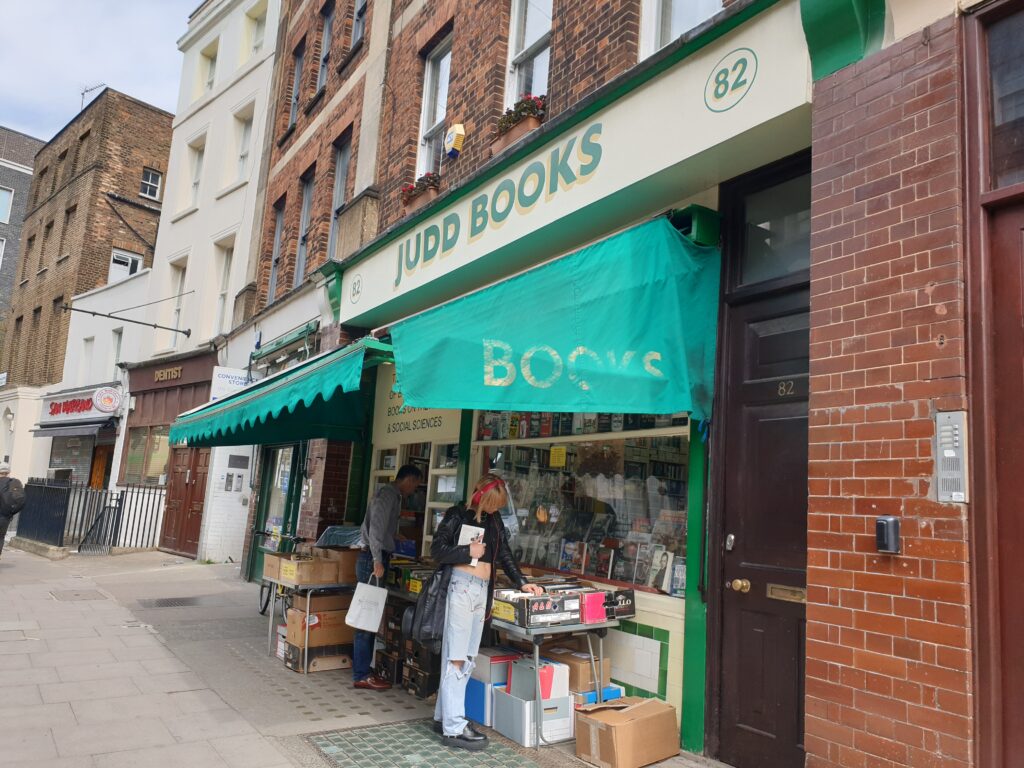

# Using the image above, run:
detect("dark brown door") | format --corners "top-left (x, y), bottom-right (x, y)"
top-left (718, 288), bottom-right (809, 768)
top-left (989, 201), bottom-right (1024, 757)
top-left (182, 448), bottom-right (209, 555)
top-left (161, 447), bottom-right (207, 558)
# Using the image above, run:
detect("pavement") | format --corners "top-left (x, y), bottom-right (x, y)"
top-left (0, 545), bottom-right (723, 768)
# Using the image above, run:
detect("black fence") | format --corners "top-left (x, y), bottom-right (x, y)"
top-left (19, 479), bottom-right (166, 554)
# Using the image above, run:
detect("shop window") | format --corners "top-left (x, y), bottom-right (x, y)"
top-left (506, 0), bottom-right (551, 105)
top-left (417, 36), bottom-right (452, 177)
top-left (122, 425), bottom-right (170, 486)
top-left (988, 9), bottom-right (1024, 188)
top-left (738, 173), bottom-right (811, 287)
top-left (477, 411), bottom-right (688, 594)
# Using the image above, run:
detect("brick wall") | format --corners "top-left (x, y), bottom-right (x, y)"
top-left (374, 0), bottom-right (641, 231)
top-left (255, 0), bottom-right (373, 309)
top-left (0, 127), bottom-right (44, 356)
top-left (1, 91), bottom-right (171, 389)
top-left (805, 17), bottom-right (971, 768)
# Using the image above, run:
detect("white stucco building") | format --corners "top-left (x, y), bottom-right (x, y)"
top-left (120, 0), bottom-right (282, 561)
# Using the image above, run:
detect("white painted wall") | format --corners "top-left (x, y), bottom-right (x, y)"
top-left (147, 0), bottom-right (281, 356)
top-left (0, 387), bottom-right (48, 482)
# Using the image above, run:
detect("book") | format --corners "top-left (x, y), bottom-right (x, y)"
top-left (648, 548), bottom-right (672, 591)
top-left (634, 543), bottom-right (653, 585)
top-left (558, 539), bottom-right (586, 573)
top-left (590, 546), bottom-right (615, 579)
top-left (458, 524), bottom-right (485, 566)
top-left (669, 558), bottom-right (686, 596)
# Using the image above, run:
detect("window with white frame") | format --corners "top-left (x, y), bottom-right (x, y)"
top-left (248, 2), bottom-right (268, 57)
top-left (268, 201), bottom-right (285, 301)
top-left (188, 139), bottom-right (206, 207)
top-left (201, 40), bottom-right (219, 93)
top-left (327, 136), bottom-right (351, 260)
top-left (0, 186), bottom-right (12, 224)
top-left (295, 171), bottom-right (314, 286)
top-left (289, 42), bottom-right (306, 127)
top-left (642, 0), bottom-right (721, 57)
top-left (418, 37), bottom-right (452, 177)
top-left (236, 113), bottom-right (254, 180)
top-left (170, 262), bottom-right (188, 347)
top-left (318, 3), bottom-right (334, 90)
top-left (111, 327), bottom-right (123, 378)
top-left (108, 249), bottom-right (142, 284)
top-left (507, 0), bottom-right (551, 104)
top-left (352, 0), bottom-right (368, 47)
top-left (140, 168), bottom-right (162, 200)
top-left (215, 245), bottom-right (234, 335)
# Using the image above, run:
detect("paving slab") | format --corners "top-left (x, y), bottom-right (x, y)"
top-left (0, 682), bottom-right (43, 706)
top-left (0, 621), bottom-right (39, 632)
top-left (0, 653), bottom-right (31, 670)
top-left (30, 649), bottom-right (119, 668)
top-left (0, 726), bottom-right (60, 762)
top-left (163, 708), bottom-right (258, 743)
top-left (53, 717), bottom-right (177, 757)
top-left (0, 666), bottom-right (60, 685)
top-left (46, 635), bottom-right (129, 653)
top-left (91, 740), bottom-right (231, 768)
top-left (40, 676), bottom-right (141, 703)
top-left (0, 638), bottom-right (47, 654)
top-left (55, 661), bottom-right (147, 683)
top-left (210, 734), bottom-right (294, 768)
top-left (109, 644), bottom-right (178, 662)
top-left (133, 671), bottom-right (207, 693)
top-left (71, 692), bottom-right (186, 724)
top-left (167, 688), bottom-right (233, 714)
top-left (0, 702), bottom-right (77, 733)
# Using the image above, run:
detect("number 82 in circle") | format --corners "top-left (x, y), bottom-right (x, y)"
top-left (703, 48), bottom-right (758, 113)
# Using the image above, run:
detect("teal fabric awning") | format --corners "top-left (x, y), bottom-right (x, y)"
top-left (390, 218), bottom-right (720, 421)
top-left (168, 339), bottom-right (391, 447)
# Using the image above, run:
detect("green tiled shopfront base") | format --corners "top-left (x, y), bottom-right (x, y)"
top-left (612, 619), bottom-right (671, 700)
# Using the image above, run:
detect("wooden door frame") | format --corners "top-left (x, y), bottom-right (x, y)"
top-left (705, 150), bottom-right (812, 758)
top-left (963, 3), bottom-right (1024, 764)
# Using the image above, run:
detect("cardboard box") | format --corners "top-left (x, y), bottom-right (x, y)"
top-left (492, 590), bottom-right (582, 628)
top-left (571, 684), bottom-right (625, 707)
top-left (575, 697), bottom-right (680, 768)
top-left (275, 624), bottom-right (287, 660)
top-left (313, 547), bottom-right (360, 583)
top-left (285, 608), bottom-right (355, 648)
top-left (466, 677), bottom-right (495, 727)
top-left (303, 593), bottom-right (353, 612)
top-left (509, 657), bottom-right (570, 701)
top-left (493, 687), bottom-right (574, 747)
top-left (543, 647), bottom-right (612, 692)
top-left (263, 552), bottom-right (297, 581)
top-left (472, 647), bottom-right (521, 684)
top-left (282, 642), bottom-right (353, 673)
top-left (279, 557), bottom-right (339, 586)
top-left (581, 590), bottom-right (610, 623)
top-left (402, 663), bottom-right (440, 699)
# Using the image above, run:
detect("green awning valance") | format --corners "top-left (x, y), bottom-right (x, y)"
top-left (168, 338), bottom-right (391, 447)
top-left (390, 218), bottom-right (720, 420)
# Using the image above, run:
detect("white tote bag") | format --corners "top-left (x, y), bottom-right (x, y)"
top-left (345, 576), bottom-right (388, 632)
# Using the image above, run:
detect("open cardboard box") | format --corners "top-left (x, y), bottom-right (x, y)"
top-left (575, 696), bottom-right (680, 768)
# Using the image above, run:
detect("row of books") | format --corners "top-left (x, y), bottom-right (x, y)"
top-left (547, 539), bottom-right (685, 597)
top-left (478, 411), bottom-right (688, 441)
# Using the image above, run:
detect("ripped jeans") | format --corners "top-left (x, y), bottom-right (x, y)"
top-left (434, 569), bottom-right (487, 737)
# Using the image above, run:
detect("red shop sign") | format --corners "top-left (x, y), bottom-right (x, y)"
top-left (48, 398), bottom-right (94, 417)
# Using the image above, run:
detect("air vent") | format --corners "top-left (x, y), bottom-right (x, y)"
top-left (935, 411), bottom-right (969, 503)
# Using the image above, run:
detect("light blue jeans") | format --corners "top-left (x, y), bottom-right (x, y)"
top-left (434, 570), bottom-right (487, 737)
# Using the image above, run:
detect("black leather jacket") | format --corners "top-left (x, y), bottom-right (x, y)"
top-left (431, 503), bottom-right (528, 618)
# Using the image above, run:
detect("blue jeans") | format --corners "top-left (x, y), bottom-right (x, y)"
top-left (353, 549), bottom-right (389, 682)
top-left (434, 570), bottom-right (487, 737)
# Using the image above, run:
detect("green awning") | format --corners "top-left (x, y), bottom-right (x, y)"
top-left (390, 218), bottom-right (720, 420)
top-left (168, 339), bottom-right (391, 447)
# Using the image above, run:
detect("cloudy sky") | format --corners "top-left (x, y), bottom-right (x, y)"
top-left (0, 0), bottom-right (197, 141)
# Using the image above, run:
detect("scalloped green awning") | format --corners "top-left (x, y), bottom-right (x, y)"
top-left (168, 339), bottom-right (391, 447)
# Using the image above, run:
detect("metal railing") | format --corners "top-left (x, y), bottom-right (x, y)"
top-left (19, 479), bottom-right (166, 554)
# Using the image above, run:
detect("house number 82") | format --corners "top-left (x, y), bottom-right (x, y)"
top-left (704, 48), bottom-right (758, 113)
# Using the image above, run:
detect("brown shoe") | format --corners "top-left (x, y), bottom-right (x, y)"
top-left (354, 675), bottom-right (393, 691)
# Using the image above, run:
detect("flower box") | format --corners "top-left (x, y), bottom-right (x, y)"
top-left (490, 115), bottom-right (542, 157)
top-left (403, 186), bottom-right (439, 213)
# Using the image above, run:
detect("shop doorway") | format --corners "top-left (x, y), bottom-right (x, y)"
top-left (89, 444), bottom-right (113, 489)
top-left (247, 444), bottom-right (303, 581)
top-left (161, 447), bottom-right (210, 558)
top-left (708, 153), bottom-right (810, 768)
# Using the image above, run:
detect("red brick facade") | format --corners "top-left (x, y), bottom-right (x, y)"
top-left (805, 18), bottom-right (971, 768)
top-left (1, 90), bottom-right (172, 387)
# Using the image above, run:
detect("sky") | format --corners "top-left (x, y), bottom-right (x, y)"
top-left (0, 0), bottom-right (198, 141)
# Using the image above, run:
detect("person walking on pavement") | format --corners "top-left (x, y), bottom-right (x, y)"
top-left (353, 463), bottom-right (423, 690)
top-left (430, 473), bottom-right (544, 750)
top-left (0, 462), bottom-right (26, 559)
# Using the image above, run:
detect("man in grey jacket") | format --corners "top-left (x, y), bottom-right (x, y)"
top-left (353, 463), bottom-right (422, 690)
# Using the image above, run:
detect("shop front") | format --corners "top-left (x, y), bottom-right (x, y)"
top-left (124, 350), bottom-right (216, 558)
top-left (33, 384), bottom-right (124, 487)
